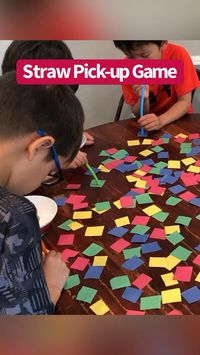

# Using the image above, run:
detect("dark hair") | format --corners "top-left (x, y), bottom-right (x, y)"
top-left (2, 40), bottom-right (79, 93)
top-left (113, 41), bottom-right (164, 56)
top-left (0, 71), bottom-right (84, 162)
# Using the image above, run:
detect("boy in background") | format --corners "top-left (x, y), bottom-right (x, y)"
top-left (0, 72), bottom-right (84, 314)
top-left (2, 40), bottom-right (94, 168)
top-left (114, 40), bottom-right (200, 131)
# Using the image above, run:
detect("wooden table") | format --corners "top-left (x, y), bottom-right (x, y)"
top-left (38, 114), bottom-right (200, 314)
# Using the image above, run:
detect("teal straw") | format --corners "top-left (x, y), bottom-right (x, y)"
top-left (86, 163), bottom-right (100, 186)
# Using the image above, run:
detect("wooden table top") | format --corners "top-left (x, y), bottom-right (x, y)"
top-left (38, 114), bottom-right (200, 314)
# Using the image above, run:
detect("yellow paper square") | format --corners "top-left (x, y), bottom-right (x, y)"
top-left (73, 211), bottom-right (92, 219)
top-left (161, 272), bottom-right (179, 287)
top-left (98, 164), bottom-right (110, 173)
top-left (135, 179), bottom-right (147, 188)
top-left (149, 257), bottom-right (166, 268)
top-left (175, 133), bottom-right (188, 138)
top-left (143, 204), bottom-right (161, 216)
top-left (139, 149), bottom-right (153, 157)
top-left (181, 157), bottom-right (196, 166)
top-left (85, 226), bottom-right (105, 237)
top-left (135, 169), bottom-right (146, 177)
top-left (165, 225), bottom-right (180, 235)
top-left (165, 255), bottom-right (181, 271)
top-left (187, 165), bottom-right (200, 173)
top-left (90, 300), bottom-right (109, 315)
top-left (195, 272), bottom-right (200, 283)
top-left (115, 216), bottom-right (130, 227)
top-left (161, 288), bottom-right (182, 304)
top-left (69, 221), bottom-right (84, 231)
top-left (127, 139), bottom-right (140, 146)
top-left (113, 200), bottom-right (122, 209)
top-left (126, 175), bottom-right (139, 183)
top-left (93, 256), bottom-right (108, 266)
top-left (142, 139), bottom-right (153, 145)
top-left (168, 160), bottom-right (181, 169)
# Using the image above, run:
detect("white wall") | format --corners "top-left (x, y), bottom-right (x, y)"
top-left (0, 40), bottom-right (200, 129)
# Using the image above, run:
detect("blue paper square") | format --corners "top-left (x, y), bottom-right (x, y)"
top-left (131, 234), bottom-right (149, 243)
top-left (182, 286), bottom-right (200, 304)
top-left (108, 226), bottom-right (129, 238)
top-left (157, 151), bottom-right (169, 159)
top-left (141, 242), bottom-right (161, 254)
top-left (169, 184), bottom-right (186, 194)
top-left (190, 198), bottom-right (200, 207)
top-left (84, 266), bottom-right (103, 279)
top-left (122, 287), bottom-right (143, 303)
top-left (122, 255), bottom-right (144, 271)
top-left (54, 197), bottom-right (66, 206)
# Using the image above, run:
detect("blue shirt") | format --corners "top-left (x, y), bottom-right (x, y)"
top-left (0, 187), bottom-right (54, 315)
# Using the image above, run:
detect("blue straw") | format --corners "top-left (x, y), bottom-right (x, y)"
top-left (139, 85), bottom-right (145, 136)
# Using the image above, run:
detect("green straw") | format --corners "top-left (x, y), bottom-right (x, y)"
top-left (86, 163), bottom-right (100, 186)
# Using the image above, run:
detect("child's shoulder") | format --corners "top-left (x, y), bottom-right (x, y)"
top-left (0, 187), bottom-right (35, 220)
top-left (164, 42), bottom-right (190, 59)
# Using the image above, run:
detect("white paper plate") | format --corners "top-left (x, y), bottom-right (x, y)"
top-left (25, 195), bottom-right (58, 229)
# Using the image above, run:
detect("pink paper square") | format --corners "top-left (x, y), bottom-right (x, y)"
top-left (167, 309), bottom-right (183, 315)
top-left (131, 188), bottom-right (145, 194)
top-left (110, 238), bottom-right (131, 253)
top-left (65, 184), bottom-right (81, 190)
top-left (179, 191), bottom-right (197, 201)
top-left (106, 148), bottom-right (119, 155)
top-left (73, 202), bottom-right (89, 210)
top-left (150, 228), bottom-right (166, 240)
top-left (70, 256), bottom-right (90, 271)
top-left (124, 156), bottom-right (137, 163)
top-left (193, 255), bottom-right (200, 266)
top-left (188, 133), bottom-right (200, 139)
top-left (57, 234), bottom-right (75, 246)
top-left (120, 196), bottom-right (134, 208)
top-left (173, 266), bottom-right (193, 281)
top-left (126, 310), bottom-right (145, 315)
top-left (131, 215), bottom-right (150, 225)
top-left (104, 159), bottom-right (124, 170)
top-left (132, 273), bottom-right (152, 289)
top-left (62, 249), bottom-right (79, 262)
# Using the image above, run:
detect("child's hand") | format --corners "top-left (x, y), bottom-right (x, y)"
top-left (84, 131), bottom-right (95, 146)
top-left (132, 85), bottom-right (149, 99)
top-left (138, 113), bottom-right (163, 131)
top-left (67, 150), bottom-right (88, 169)
top-left (43, 250), bottom-right (69, 305)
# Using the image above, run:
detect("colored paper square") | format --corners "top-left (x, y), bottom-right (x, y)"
top-left (141, 241), bottom-right (161, 254)
top-left (73, 211), bottom-right (92, 219)
top-left (110, 238), bottom-right (131, 253)
top-left (65, 184), bottom-right (81, 190)
top-left (84, 266), bottom-right (104, 279)
top-left (131, 215), bottom-right (150, 225)
top-left (175, 216), bottom-right (191, 227)
top-left (166, 232), bottom-right (184, 245)
top-left (64, 274), bottom-right (80, 290)
top-left (165, 225), bottom-right (180, 235)
top-left (161, 272), bottom-right (178, 287)
top-left (90, 179), bottom-right (105, 188)
top-left (150, 228), bottom-right (166, 240)
top-left (61, 249), bottom-right (79, 262)
top-left (122, 255), bottom-right (144, 271)
top-left (123, 247), bottom-right (141, 259)
top-left (140, 295), bottom-right (161, 310)
top-left (135, 193), bottom-right (153, 205)
top-left (132, 274), bottom-right (152, 289)
top-left (95, 201), bottom-right (111, 211)
top-left (182, 286), bottom-right (200, 304)
top-left (166, 196), bottom-right (181, 206)
top-left (57, 233), bottom-right (74, 246)
top-left (93, 256), bottom-right (108, 266)
top-left (82, 243), bottom-right (103, 257)
top-left (174, 266), bottom-right (193, 282)
top-left (143, 205), bottom-right (161, 216)
top-left (110, 275), bottom-right (131, 290)
top-left (76, 286), bottom-right (97, 304)
top-left (90, 300), bottom-right (109, 315)
top-left (193, 255), bottom-right (200, 266)
top-left (153, 211), bottom-right (169, 222)
top-left (130, 225), bottom-right (150, 235)
top-left (108, 226), bottom-right (129, 238)
top-left (149, 257), bottom-right (166, 268)
top-left (70, 256), bottom-right (90, 271)
top-left (161, 288), bottom-right (182, 304)
top-left (69, 221), bottom-right (84, 231)
top-left (122, 287), bottom-right (143, 303)
top-left (115, 216), bottom-right (130, 227)
top-left (120, 196), bottom-right (135, 208)
top-left (165, 255), bottom-right (181, 271)
top-left (171, 246), bottom-right (192, 261)
top-left (85, 226), bottom-right (105, 237)
top-left (131, 234), bottom-right (149, 243)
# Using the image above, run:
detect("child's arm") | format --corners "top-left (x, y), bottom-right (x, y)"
top-left (131, 85), bottom-right (150, 117)
top-left (138, 92), bottom-right (192, 131)
top-left (43, 250), bottom-right (69, 305)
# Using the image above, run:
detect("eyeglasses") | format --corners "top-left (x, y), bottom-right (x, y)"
top-left (37, 129), bottom-right (64, 186)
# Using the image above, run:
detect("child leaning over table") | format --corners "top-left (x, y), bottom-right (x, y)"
top-left (114, 40), bottom-right (200, 131)
top-left (0, 72), bottom-right (84, 314)
top-left (2, 40), bottom-right (94, 169)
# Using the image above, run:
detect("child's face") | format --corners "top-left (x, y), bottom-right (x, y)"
top-left (6, 137), bottom-right (70, 195)
top-left (126, 43), bottom-right (163, 60)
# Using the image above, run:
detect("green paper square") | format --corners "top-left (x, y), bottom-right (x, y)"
top-left (166, 196), bottom-right (182, 206)
top-left (83, 243), bottom-right (103, 257)
top-left (135, 193), bottom-right (153, 205)
top-left (123, 247), bottom-right (141, 260)
top-left (140, 295), bottom-right (161, 310)
top-left (162, 138), bottom-right (170, 144)
top-left (151, 146), bottom-right (163, 153)
top-left (99, 150), bottom-right (110, 157)
top-left (149, 167), bottom-right (161, 175)
top-left (64, 274), bottom-right (80, 290)
top-left (175, 216), bottom-right (192, 227)
top-left (90, 179), bottom-right (105, 188)
top-left (102, 158), bottom-right (114, 164)
top-left (76, 286), bottom-right (97, 304)
top-left (130, 224), bottom-right (150, 235)
top-left (95, 201), bottom-right (111, 211)
top-left (196, 214), bottom-right (200, 220)
top-left (171, 246), bottom-right (192, 261)
top-left (166, 232), bottom-right (184, 246)
top-left (153, 211), bottom-right (169, 222)
top-left (112, 149), bottom-right (128, 159)
top-left (154, 162), bottom-right (168, 169)
top-left (58, 219), bottom-right (73, 231)
top-left (134, 160), bottom-right (143, 168)
top-left (110, 275), bottom-right (131, 290)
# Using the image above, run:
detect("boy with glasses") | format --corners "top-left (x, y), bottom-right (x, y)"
top-left (0, 72), bottom-right (84, 314)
